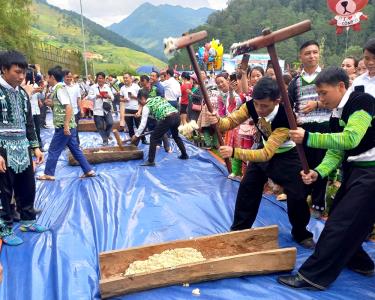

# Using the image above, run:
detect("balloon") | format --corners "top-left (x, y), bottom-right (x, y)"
top-left (203, 51), bottom-right (209, 63)
top-left (327, 0), bottom-right (368, 35)
top-left (209, 48), bottom-right (217, 58)
top-left (217, 44), bottom-right (224, 57)
top-left (204, 43), bottom-right (211, 51)
top-left (198, 47), bottom-right (205, 59)
top-left (211, 39), bottom-right (219, 50)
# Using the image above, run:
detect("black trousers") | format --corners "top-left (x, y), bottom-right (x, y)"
top-left (298, 164), bottom-right (375, 289)
top-left (94, 113), bottom-right (113, 143)
top-left (40, 103), bottom-right (48, 126)
top-left (148, 113), bottom-right (187, 163)
top-left (33, 114), bottom-right (42, 147)
top-left (231, 149), bottom-right (312, 242)
top-left (0, 149), bottom-right (36, 224)
top-left (125, 109), bottom-right (141, 138)
top-left (301, 122), bottom-right (330, 211)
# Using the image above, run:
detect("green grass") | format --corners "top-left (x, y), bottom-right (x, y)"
top-left (30, 1), bottom-right (166, 74)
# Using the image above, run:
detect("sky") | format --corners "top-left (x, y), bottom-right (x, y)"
top-left (47, 0), bottom-right (228, 27)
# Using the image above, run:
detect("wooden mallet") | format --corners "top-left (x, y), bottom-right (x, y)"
top-left (230, 20), bottom-right (311, 173)
top-left (164, 32), bottom-right (232, 173)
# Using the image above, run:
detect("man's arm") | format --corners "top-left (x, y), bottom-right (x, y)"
top-left (315, 149), bottom-right (345, 178)
top-left (134, 106), bottom-right (149, 137)
top-left (64, 104), bottom-right (73, 135)
top-left (233, 127), bottom-right (290, 162)
top-left (217, 104), bottom-right (250, 132)
top-left (306, 110), bottom-right (372, 150)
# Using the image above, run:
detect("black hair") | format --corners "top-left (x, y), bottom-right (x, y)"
top-left (282, 73), bottom-right (292, 86)
top-left (151, 71), bottom-right (160, 77)
top-left (137, 88), bottom-right (150, 100)
top-left (96, 71), bottom-right (106, 79)
top-left (181, 71), bottom-right (190, 80)
top-left (363, 38), bottom-right (375, 55)
top-left (166, 68), bottom-right (174, 77)
top-left (343, 56), bottom-right (358, 68)
top-left (140, 75), bottom-right (150, 82)
top-left (300, 40), bottom-right (320, 52)
top-left (48, 65), bottom-right (64, 82)
top-left (216, 72), bottom-right (229, 80)
top-left (315, 66), bottom-right (349, 89)
top-left (252, 77), bottom-right (280, 101)
top-left (249, 66), bottom-right (265, 77)
top-left (109, 74), bottom-right (116, 78)
top-left (63, 69), bottom-right (71, 77)
top-left (0, 50), bottom-right (28, 72)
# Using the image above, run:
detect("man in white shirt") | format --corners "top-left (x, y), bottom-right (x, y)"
top-left (38, 66), bottom-right (94, 180)
top-left (343, 39), bottom-right (375, 99)
top-left (87, 72), bottom-right (114, 145)
top-left (30, 78), bottom-right (45, 148)
top-left (161, 68), bottom-right (181, 108)
top-left (119, 72), bottom-right (142, 140)
top-left (64, 70), bottom-right (81, 144)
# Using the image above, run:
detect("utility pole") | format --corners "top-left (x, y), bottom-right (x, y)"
top-left (79, 0), bottom-right (89, 78)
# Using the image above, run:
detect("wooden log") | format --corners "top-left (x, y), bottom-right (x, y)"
top-left (112, 129), bottom-right (124, 150)
top-left (101, 248), bottom-right (296, 298)
top-left (77, 119), bottom-right (121, 132)
top-left (68, 145), bottom-right (143, 165)
top-left (99, 226), bottom-right (297, 298)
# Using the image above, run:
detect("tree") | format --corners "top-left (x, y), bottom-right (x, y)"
top-left (0, 0), bottom-right (35, 52)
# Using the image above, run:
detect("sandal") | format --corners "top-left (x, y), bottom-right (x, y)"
top-left (80, 170), bottom-right (96, 179)
top-left (37, 174), bottom-right (56, 181)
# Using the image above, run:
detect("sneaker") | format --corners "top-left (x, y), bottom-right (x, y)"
top-left (19, 221), bottom-right (48, 233)
top-left (0, 223), bottom-right (23, 246)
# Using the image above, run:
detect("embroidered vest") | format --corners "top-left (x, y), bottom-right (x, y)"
top-left (0, 85), bottom-right (32, 173)
top-left (52, 84), bottom-right (76, 128)
top-left (146, 96), bottom-right (177, 121)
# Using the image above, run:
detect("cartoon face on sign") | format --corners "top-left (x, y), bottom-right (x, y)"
top-left (327, 0), bottom-right (368, 34)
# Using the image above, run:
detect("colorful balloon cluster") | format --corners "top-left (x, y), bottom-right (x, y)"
top-left (197, 39), bottom-right (224, 70)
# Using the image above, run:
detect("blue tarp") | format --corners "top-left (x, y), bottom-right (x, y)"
top-left (0, 128), bottom-right (374, 300)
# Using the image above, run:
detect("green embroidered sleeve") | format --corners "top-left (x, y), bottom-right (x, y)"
top-left (218, 104), bottom-right (249, 132)
top-left (315, 149), bottom-right (345, 178)
top-left (307, 110), bottom-right (372, 150)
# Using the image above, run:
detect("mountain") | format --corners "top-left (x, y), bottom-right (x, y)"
top-left (108, 3), bottom-right (215, 60)
top-left (31, 0), bottom-right (166, 73)
top-left (168, 0), bottom-right (375, 68)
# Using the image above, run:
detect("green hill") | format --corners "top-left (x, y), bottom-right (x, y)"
top-left (31, 0), bottom-right (166, 74)
top-left (108, 3), bottom-right (214, 60)
top-left (169, 0), bottom-right (375, 68)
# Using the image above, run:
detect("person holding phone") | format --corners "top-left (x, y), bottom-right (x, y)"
top-left (120, 73), bottom-right (144, 142)
top-left (87, 72), bottom-right (114, 145)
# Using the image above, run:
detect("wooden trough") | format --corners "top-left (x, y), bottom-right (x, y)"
top-left (77, 119), bottom-right (121, 132)
top-left (68, 145), bottom-right (143, 165)
top-left (99, 225), bottom-right (296, 298)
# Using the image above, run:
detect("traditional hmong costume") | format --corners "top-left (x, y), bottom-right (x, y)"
top-left (0, 76), bottom-right (46, 245)
top-left (289, 69), bottom-right (332, 213)
top-left (218, 101), bottom-right (313, 244)
top-left (293, 90), bottom-right (375, 289)
top-left (135, 96), bottom-right (188, 165)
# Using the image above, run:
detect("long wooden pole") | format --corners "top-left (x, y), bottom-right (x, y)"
top-left (263, 29), bottom-right (309, 173)
top-left (185, 44), bottom-right (232, 173)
